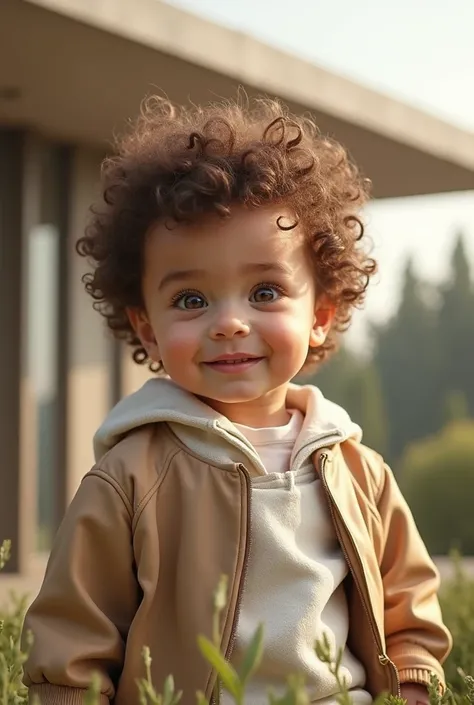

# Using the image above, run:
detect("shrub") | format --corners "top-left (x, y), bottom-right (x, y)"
top-left (440, 554), bottom-right (474, 693)
top-left (399, 420), bottom-right (474, 555)
top-left (0, 541), bottom-right (30, 705)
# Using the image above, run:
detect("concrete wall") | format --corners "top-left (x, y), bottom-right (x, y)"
top-left (0, 141), bottom-right (115, 599)
top-left (66, 146), bottom-right (113, 500)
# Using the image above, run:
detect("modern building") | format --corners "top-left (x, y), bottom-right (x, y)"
top-left (1, 0), bottom-right (473, 600)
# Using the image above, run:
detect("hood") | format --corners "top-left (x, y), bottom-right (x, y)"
top-left (93, 378), bottom-right (362, 477)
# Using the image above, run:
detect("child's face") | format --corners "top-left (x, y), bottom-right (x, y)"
top-left (129, 206), bottom-right (334, 424)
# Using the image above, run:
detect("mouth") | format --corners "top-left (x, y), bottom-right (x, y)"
top-left (203, 354), bottom-right (264, 373)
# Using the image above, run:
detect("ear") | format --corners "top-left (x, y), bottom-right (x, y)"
top-left (126, 307), bottom-right (161, 363)
top-left (309, 297), bottom-right (335, 348)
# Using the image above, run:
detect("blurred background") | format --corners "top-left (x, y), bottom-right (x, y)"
top-left (0, 0), bottom-right (473, 596)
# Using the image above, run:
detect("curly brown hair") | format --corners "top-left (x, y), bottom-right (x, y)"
top-left (77, 96), bottom-right (376, 373)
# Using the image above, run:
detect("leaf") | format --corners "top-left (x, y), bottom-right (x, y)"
top-left (287, 674), bottom-right (311, 705)
top-left (335, 647), bottom-right (343, 672)
top-left (237, 623), bottom-right (264, 684)
top-left (197, 635), bottom-right (240, 698)
top-left (268, 694), bottom-right (294, 705)
top-left (0, 540), bottom-right (11, 571)
top-left (212, 575), bottom-right (229, 646)
top-left (163, 675), bottom-right (183, 705)
top-left (213, 575), bottom-right (229, 614)
top-left (84, 672), bottom-right (102, 705)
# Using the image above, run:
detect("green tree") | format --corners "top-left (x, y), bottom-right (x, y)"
top-left (372, 260), bottom-right (441, 462)
top-left (444, 390), bottom-right (470, 425)
top-left (399, 419), bottom-right (474, 555)
top-left (308, 347), bottom-right (388, 456)
top-left (437, 232), bottom-right (474, 417)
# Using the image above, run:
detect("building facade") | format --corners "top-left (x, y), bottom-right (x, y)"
top-left (1, 0), bottom-right (473, 600)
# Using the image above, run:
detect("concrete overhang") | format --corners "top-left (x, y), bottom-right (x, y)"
top-left (1, 0), bottom-right (473, 197)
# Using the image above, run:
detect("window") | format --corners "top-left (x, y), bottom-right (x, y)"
top-left (26, 142), bottom-right (71, 551)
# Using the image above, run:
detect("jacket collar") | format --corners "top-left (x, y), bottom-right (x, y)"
top-left (94, 378), bottom-right (362, 477)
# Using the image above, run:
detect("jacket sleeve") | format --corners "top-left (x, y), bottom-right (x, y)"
top-left (376, 462), bottom-right (453, 689)
top-left (23, 470), bottom-right (140, 705)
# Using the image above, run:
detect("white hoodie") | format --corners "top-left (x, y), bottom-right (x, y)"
top-left (94, 379), bottom-right (371, 705)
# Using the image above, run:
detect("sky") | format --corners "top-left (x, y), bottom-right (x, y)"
top-left (164, 0), bottom-right (474, 350)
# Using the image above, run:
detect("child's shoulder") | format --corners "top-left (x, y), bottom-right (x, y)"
top-left (337, 437), bottom-right (388, 503)
top-left (90, 422), bottom-right (178, 511)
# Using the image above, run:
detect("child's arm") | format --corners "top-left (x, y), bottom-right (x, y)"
top-left (23, 470), bottom-right (139, 705)
top-left (376, 462), bottom-right (453, 691)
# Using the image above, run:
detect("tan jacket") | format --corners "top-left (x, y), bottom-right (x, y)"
top-left (23, 380), bottom-right (452, 705)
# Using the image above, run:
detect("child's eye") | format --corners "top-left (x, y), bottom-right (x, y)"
top-left (172, 291), bottom-right (208, 310)
top-left (250, 284), bottom-right (283, 304)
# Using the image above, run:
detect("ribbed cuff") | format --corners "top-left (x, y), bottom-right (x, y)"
top-left (398, 669), bottom-right (445, 693)
top-left (388, 642), bottom-right (446, 693)
top-left (28, 684), bottom-right (109, 705)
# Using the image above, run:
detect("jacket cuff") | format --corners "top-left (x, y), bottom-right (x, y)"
top-left (28, 684), bottom-right (109, 705)
top-left (398, 668), bottom-right (443, 690)
top-left (388, 643), bottom-right (446, 690)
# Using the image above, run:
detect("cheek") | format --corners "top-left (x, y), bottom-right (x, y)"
top-left (262, 310), bottom-right (313, 356)
top-left (156, 320), bottom-right (201, 363)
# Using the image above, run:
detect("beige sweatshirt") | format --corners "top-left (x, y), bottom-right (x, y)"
top-left (226, 410), bottom-right (372, 705)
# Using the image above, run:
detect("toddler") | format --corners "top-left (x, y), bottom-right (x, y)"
top-left (23, 97), bottom-right (451, 705)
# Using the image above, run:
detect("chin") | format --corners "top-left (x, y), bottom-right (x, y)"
top-left (207, 384), bottom-right (282, 405)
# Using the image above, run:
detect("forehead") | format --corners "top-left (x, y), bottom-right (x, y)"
top-left (145, 206), bottom-right (308, 275)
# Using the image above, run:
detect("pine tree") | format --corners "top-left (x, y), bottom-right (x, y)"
top-left (310, 347), bottom-right (388, 456)
top-left (372, 259), bottom-right (441, 462)
top-left (438, 232), bottom-right (474, 417)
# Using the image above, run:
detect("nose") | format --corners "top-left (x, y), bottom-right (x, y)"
top-left (208, 304), bottom-right (251, 340)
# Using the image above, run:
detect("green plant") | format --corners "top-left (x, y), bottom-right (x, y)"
top-left (400, 420), bottom-right (474, 555)
top-left (0, 541), bottom-right (31, 705)
top-left (440, 553), bottom-right (474, 694)
top-left (1, 538), bottom-right (474, 705)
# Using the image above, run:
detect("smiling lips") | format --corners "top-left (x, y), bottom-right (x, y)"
top-left (203, 353), bottom-right (264, 373)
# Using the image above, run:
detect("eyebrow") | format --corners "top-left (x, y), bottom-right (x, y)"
top-left (246, 262), bottom-right (294, 277)
top-left (157, 262), bottom-right (294, 291)
top-left (158, 269), bottom-right (206, 291)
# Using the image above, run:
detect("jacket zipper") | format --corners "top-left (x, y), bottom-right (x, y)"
top-left (211, 463), bottom-right (253, 705)
top-left (225, 463), bottom-right (253, 659)
top-left (319, 452), bottom-right (401, 698)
